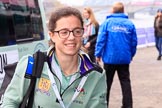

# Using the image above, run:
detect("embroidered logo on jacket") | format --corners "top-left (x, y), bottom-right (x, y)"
top-left (73, 87), bottom-right (87, 105)
top-left (38, 78), bottom-right (51, 92)
top-left (36, 78), bottom-right (51, 96)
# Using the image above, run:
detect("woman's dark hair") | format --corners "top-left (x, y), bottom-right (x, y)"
top-left (48, 7), bottom-right (83, 32)
top-left (157, 8), bottom-right (162, 13)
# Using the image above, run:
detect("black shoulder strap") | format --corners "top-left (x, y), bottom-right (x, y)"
top-left (19, 51), bottom-right (46, 108)
top-left (32, 51), bottom-right (47, 78)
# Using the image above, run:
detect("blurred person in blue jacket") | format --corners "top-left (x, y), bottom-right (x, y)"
top-left (95, 2), bottom-right (137, 108)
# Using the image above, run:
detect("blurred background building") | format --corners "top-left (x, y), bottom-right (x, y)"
top-left (43, 0), bottom-right (162, 48)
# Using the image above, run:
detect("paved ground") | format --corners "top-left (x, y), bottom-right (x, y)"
top-left (109, 46), bottom-right (162, 108)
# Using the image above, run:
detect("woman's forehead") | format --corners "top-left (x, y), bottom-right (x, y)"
top-left (55, 16), bottom-right (82, 28)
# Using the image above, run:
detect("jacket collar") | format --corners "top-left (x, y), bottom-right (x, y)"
top-left (47, 46), bottom-right (95, 76)
top-left (106, 13), bottom-right (128, 19)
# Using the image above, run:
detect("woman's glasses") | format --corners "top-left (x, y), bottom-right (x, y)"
top-left (54, 28), bottom-right (84, 39)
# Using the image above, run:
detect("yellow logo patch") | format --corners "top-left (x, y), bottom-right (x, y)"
top-left (38, 78), bottom-right (51, 91)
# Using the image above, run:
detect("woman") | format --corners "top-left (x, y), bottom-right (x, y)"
top-left (1, 7), bottom-right (107, 108)
top-left (82, 7), bottom-right (99, 62)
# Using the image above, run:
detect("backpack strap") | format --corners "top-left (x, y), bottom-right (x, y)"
top-left (19, 51), bottom-right (46, 108)
top-left (32, 51), bottom-right (47, 78)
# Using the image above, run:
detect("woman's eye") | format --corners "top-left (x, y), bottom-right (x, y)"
top-left (60, 31), bottom-right (68, 35)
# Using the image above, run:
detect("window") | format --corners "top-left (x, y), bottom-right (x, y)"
top-left (0, 0), bottom-right (44, 46)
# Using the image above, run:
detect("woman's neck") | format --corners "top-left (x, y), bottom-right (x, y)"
top-left (55, 54), bottom-right (79, 76)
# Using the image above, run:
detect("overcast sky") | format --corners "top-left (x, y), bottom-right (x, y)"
top-left (57, 0), bottom-right (157, 6)
top-left (57, 0), bottom-right (86, 6)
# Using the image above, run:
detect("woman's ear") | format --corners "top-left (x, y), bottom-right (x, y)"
top-left (48, 31), bottom-right (55, 43)
top-left (48, 31), bottom-right (54, 38)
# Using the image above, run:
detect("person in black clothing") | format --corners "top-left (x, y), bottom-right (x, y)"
top-left (95, 2), bottom-right (137, 108)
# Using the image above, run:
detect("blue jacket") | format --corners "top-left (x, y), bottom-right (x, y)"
top-left (95, 13), bottom-right (137, 64)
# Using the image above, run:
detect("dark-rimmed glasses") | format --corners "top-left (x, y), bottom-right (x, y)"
top-left (53, 28), bottom-right (84, 39)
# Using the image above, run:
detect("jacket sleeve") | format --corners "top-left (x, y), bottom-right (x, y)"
top-left (87, 70), bottom-right (107, 108)
top-left (131, 26), bottom-right (138, 58)
top-left (1, 55), bottom-right (30, 108)
top-left (87, 24), bottom-right (99, 45)
top-left (154, 17), bottom-right (158, 37)
top-left (95, 22), bottom-right (108, 57)
top-left (87, 34), bottom-right (97, 46)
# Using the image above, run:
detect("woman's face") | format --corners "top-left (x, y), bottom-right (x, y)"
top-left (49, 15), bottom-right (83, 56)
top-left (158, 12), bottom-right (162, 17)
top-left (83, 10), bottom-right (90, 19)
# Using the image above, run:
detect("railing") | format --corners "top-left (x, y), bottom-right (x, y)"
top-left (136, 27), bottom-right (155, 48)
